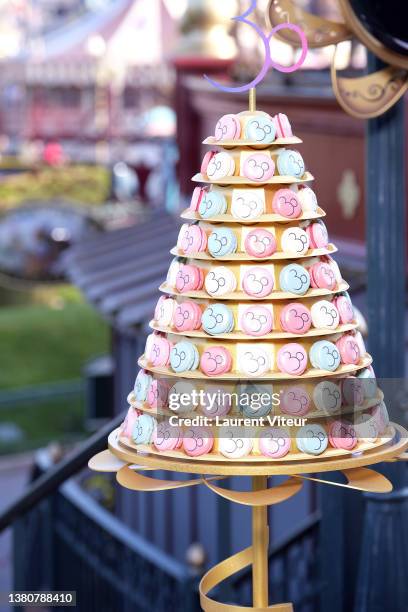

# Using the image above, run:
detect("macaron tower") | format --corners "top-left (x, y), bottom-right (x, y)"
top-left (120, 106), bottom-right (390, 463)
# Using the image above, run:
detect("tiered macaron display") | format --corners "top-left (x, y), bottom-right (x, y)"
top-left (119, 109), bottom-right (390, 461)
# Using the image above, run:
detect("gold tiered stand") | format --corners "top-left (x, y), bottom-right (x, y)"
top-left (89, 425), bottom-right (408, 612)
top-left (89, 88), bottom-right (408, 610)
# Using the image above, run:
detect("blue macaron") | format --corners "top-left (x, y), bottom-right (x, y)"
top-left (277, 150), bottom-right (305, 178)
top-left (170, 341), bottom-right (200, 373)
top-left (134, 370), bottom-right (152, 402)
top-left (309, 340), bottom-right (341, 372)
top-left (279, 264), bottom-right (310, 295)
top-left (199, 190), bottom-right (227, 218)
top-left (202, 304), bottom-right (235, 335)
top-left (132, 414), bottom-right (156, 445)
top-left (296, 424), bottom-right (328, 455)
top-left (244, 116), bottom-right (276, 144)
top-left (208, 228), bottom-right (237, 258)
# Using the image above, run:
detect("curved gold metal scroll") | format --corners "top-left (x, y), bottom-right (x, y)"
top-left (295, 467), bottom-right (393, 493)
top-left (331, 47), bottom-right (408, 119)
top-left (200, 545), bottom-right (293, 612)
top-left (202, 476), bottom-right (302, 507)
top-left (338, 0), bottom-right (408, 70)
top-left (88, 450), bottom-right (128, 472)
top-left (269, 0), bottom-right (351, 48)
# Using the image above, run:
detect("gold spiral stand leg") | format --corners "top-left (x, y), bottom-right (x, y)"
top-left (199, 475), bottom-right (295, 611)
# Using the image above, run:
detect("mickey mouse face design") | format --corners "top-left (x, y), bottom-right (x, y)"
top-left (242, 267), bottom-right (274, 298)
top-left (154, 296), bottom-right (175, 327)
top-left (199, 190), bottom-right (227, 218)
top-left (277, 150), bottom-right (305, 178)
top-left (240, 305), bottom-right (273, 336)
top-left (310, 340), bottom-right (341, 371)
top-left (219, 428), bottom-right (253, 458)
top-left (335, 295), bottom-right (354, 324)
top-left (243, 154), bottom-right (275, 182)
top-left (239, 348), bottom-right (271, 376)
top-left (329, 420), bottom-right (357, 450)
top-left (297, 424), bottom-right (328, 455)
top-left (311, 300), bottom-right (340, 330)
top-left (170, 341), bottom-right (199, 373)
top-left (231, 190), bottom-right (265, 220)
top-left (259, 427), bottom-right (291, 458)
top-left (280, 387), bottom-right (311, 416)
top-left (183, 426), bottom-right (214, 456)
top-left (215, 114), bottom-right (241, 141)
top-left (342, 377), bottom-right (365, 407)
top-left (336, 336), bottom-right (361, 365)
top-left (205, 267), bottom-right (237, 296)
top-left (272, 189), bottom-right (302, 219)
top-left (297, 186), bottom-right (318, 212)
top-left (206, 152), bottom-right (235, 180)
top-left (200, 347), bottom-right (232, 376)
top-left (244, 228), bottom-right (277, 258)
top-left (244, 116), bottom-right (276, 144)
top-left (279, 264), bottom-right (311, 295)
top-left (313, 381), bottom-right (342, 414)
top-left (309, 262), bottom-right (336, 290)
top-left (281, 227), bottom-right (309, 255)
top-left (280, 304), bottom-right (312, 334)
top-left (277, 343), bottom-right (308, 375)
top-left (202, 304), bottom-right (234, 335)
top-left (208, 228), bottom-right (237, 257)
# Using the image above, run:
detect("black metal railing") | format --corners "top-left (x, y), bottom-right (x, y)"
top-left (13, 475), bottom-right (200, 612)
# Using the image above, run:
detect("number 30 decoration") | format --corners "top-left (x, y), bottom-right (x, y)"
top-left (204, 0), bottom-right (308, 93)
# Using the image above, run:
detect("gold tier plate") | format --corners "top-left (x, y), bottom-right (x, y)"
top-left (108, 423), bottom-right (408, 475)
top-left (181, 207), bottom-right (326, 225)
top-left (170, 243), bottom-right (337, 262)
top-left (138, 354), bottom-right (372, 381)
top-left (127, 390), bottom-right (384, 421)
top-left (159, 281), bottom-right (350, 302)
top-left (118, 428), bottom-right (393, 464)
top-left (192, 171), bottom-right (314, 186)
top-left (149, 320), bottom-right (358, 341)
top-left (203, 136), bottom-right (303, 148)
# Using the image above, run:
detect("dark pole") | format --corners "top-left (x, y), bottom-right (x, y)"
top-left (354, 53), bottom-right (408, 611)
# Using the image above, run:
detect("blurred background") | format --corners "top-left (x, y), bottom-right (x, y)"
top-left (0, 1), bottom-right (405, 611)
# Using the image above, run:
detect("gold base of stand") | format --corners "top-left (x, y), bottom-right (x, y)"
top-left (89, 424), bottom-right (408, 611)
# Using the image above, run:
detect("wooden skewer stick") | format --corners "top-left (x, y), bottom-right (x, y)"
top-left (249, 87), bottom-right (256, 112)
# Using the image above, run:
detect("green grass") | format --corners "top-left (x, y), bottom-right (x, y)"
top-left (0, 297), bottom-right (110, 453)
top-left (0, 301), bottom-right (109, 389)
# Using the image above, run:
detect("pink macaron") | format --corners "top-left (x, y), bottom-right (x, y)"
top-left (121, 407), bottom-right (141, 439)
top-left (244, 228), bottom-right (277, 258)
top-left (336, 334), bottom-right (361, 365)
top-left (201, 150), bottom-right (217, 175)
top-left (153, 420), bottom-right (183, 451)
top-left (333, 294), bottom-right (354, 324)
top-left (277, 343), bottom-right (308, 375)
top-left (309, 262), bottom-right (336, 290)
top-left (183, 426), bottom-right (214, 456)
top-left (243, 154), bottom-right (275, 182)
top-left (328, 420), bottom-right (357, 450)
top-left (259, 427), bottom-right (291, 458)
top-left (341, 377), bottom-right (365, 406)
top-left (242, 267), bottom-right (274, 298)
top-left (147, 379), bottom-right (170, 409)
top-left (280, 303), bottom-right (312, 334)
top-left (190, 186), bottom-right (207, 211)
top-left (273, 113), bottom-right (293, 138)
top-left (200, 347), bottom-right (232, 376)
top-left (240, 305), bottom-right (273, 336)
top-left (146, 334), bottom-right (172, 367)
top-left (215, 114), bottom-right (241, 141)
top-left (280, 386), bottom-right (311, 416)
top-left (176, 265), bottom-right (204, 293)
top-left (177, 224), bottom-right (207, 255)
top-left (173, 301), bottom-right (202, 332)
top-left (272, 189), bottom-right (302, 219)
top-left (306, 220), bottom-right (329, 249)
